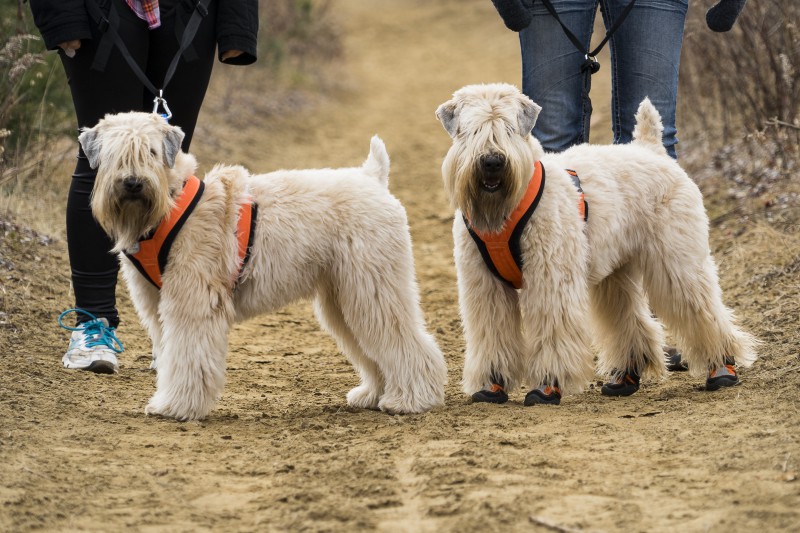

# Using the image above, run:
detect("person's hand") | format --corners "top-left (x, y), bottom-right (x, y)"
top-left (706, 0), bottom-right (747, 32)
top-left (490, 0), bottom-right (532, 32)
top-left (58, 40), bottom-right (81, 58)
top-left (221, 49), bottom-right (244, 62)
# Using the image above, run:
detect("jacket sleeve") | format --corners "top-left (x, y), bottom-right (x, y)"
top-left (490, 0), bottom-right (533, 32)
top-left (216, 0), bottom-right (258, 65)
top-left (29, 0), bottom-right (93, 50)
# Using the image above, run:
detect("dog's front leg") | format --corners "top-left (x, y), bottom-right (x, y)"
top-left (121, 262), bottom-right (164, 369)
top-left (520, 253), bottom-right (596, 396)
top-left (145, 286), bottom-right (234, 421)
top-left (455, 231), bottom-right (525, 395)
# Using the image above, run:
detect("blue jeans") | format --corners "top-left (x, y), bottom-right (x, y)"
top-left (519, 0), bottom-right (688, 158)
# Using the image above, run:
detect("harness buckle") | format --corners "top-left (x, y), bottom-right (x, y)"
top-left (152, 91), bottom-right (173, 122)
top-left (195, 1), bottom-right (209, 17)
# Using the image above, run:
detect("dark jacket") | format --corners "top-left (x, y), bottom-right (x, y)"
top-left (29, 0), bottom-right (258, 65)
top-left (490, 0), bottom-right (747, 33)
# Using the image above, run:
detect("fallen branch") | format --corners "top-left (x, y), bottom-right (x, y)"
top-left (765, 118), bottom-right (800, 130)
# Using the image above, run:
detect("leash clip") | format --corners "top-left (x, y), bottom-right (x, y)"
top-left (152, 91), bottom-right (173, 122)
top-left (583, 54), bottom-right (601, 74)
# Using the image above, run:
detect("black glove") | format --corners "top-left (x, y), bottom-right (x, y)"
top-left (706, 0), bottom-right (747, 32)
top-left (491, 0), bottom-right (533, 32)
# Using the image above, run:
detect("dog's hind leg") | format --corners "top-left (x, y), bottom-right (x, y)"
top-left (641, 187), bottom-right (757, 385)
top-left (644, 253), bottom-right (757, 380)
top-left (331, 239), bottom-right (447, 415)
top-left (145, 288), bottom-right (233, 421)
top-left (591, 263), bottom-right (667, 393)
top-left (314, 284), bottom-right (384, 410)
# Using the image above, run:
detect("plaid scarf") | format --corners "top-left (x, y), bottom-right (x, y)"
top-left (126, 0), bottom-right (161, 29)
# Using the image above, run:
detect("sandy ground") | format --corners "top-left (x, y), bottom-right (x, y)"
top-left (2, 1), bottom-right (799, 531)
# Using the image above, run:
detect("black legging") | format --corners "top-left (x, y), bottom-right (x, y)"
top-left (60, 0), bottom-right (217, 327)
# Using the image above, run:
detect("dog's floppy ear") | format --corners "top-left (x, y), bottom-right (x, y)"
top-left (78, 127), bottom-right (101, 169)
top-left (516, 94), bottom-right (542, 136)
top-left (162, 124), bottom-right (185, 168)
top-left (436, 100), bottom-right (460, 139)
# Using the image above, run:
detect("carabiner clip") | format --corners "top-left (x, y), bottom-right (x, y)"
top-left (583, 54), bottom-right (601, 74)
top-left (152, 91), bottom-right (173, 122)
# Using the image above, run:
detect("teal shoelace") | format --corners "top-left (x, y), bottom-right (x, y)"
top-left (58, 308), bottom-right (124, 353)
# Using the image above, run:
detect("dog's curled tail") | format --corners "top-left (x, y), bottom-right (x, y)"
top-left (632, 98), bottom-right (666, 155)
top-left (363, 135), bottom-right (390, 188)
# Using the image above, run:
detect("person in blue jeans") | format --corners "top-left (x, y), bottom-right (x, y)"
top-left (485, 0), bottom-right (746, 395)
top-left (491, 0), bottom-right (747, 157)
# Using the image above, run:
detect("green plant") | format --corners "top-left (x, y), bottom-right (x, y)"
top-left (0, 3), bottom-right (73, 187)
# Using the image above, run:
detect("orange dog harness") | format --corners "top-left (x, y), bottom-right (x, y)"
top-left (464, 162), bottom-right (587, 289)
top-left (124, 175), bottom-right (257, 289)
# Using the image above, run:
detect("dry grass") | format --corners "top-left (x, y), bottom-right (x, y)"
top-left (679, 0), bottom-right (799, 147)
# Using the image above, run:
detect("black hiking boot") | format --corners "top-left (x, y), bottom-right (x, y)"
top-left (472, 382), bottom-right (509, 404)
top-left (524, 384), bottom-right (562, 406)
top-left (665, 346), bottom-right (688, 371)
top-left (706, 358), bottom-right (739, 391)
top-left (601, 368), bottom-right (641, 397)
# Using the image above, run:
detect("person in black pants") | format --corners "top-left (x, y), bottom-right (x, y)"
top-left (30, 0), bottom-right (258, 373)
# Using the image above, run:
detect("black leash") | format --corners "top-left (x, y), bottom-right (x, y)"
top-left (538, 0), bottom-right (637, 74)
top-left (85, 0), bottom-right (210, 120)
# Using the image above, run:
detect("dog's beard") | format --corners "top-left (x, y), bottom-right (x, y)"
top-left (460, 163), bottom-right (519, 234)
top-left (92, 183), bottom-right (171, 253)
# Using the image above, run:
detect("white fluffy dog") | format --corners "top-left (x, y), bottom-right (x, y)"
top-left (435, 83), bottom-right (756, 405)
top-left (79, 112), bottom-right (447, 421)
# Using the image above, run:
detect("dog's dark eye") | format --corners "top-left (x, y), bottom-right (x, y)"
top-left (150, 148), bottom-right (157, 157)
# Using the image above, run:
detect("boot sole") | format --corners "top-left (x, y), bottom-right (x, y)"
top-left (601, 383), bottom-right (639, 397)
top-left (471, 391), bottom-right (508, 404)
top-left (524, 392), bottom-right (561, 406)
top-left (706, 375), bottom-right (739, 391)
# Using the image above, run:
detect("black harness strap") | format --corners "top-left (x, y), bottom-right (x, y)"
top-left (156, 181), bottom-right (205, 277)
top-left (234, 203), bottom-right (259, 289)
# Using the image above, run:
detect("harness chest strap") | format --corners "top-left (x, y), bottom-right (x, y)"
top-left (464, 161), bottom-right (546, 290)
top-left (124, 175), bottom-right (257, 289)
top-left (464, 162), bottom-right (588, 289)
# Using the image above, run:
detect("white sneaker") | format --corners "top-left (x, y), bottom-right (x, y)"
top-left (59, 309), bottom-right (123, 374)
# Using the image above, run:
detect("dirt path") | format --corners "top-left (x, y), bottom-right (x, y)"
top-left (2, 1), bottom-right (798, 532)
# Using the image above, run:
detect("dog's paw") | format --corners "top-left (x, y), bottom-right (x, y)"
top-left (145, 393), bottom-right (209, 422)
top-left (346, 384), bottom-right (381, 410)
top-left (378, 392), bottom-right (443, 415)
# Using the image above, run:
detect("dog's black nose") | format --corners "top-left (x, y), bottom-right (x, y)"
top-left (123, 177), bottom-right (143, 194)
top-left (482, 154), bottom-right (506, 172)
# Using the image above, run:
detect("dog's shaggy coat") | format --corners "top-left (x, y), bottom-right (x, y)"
top-left (436, 83), bottom-right (756, 397)
top-left (79, 112), bottom-right (447, 421)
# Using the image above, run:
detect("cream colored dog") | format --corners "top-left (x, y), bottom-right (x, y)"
top-left (436, 83), bottom-right (756, 405)
top-left (79, 112), bottom-right (447, 421)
